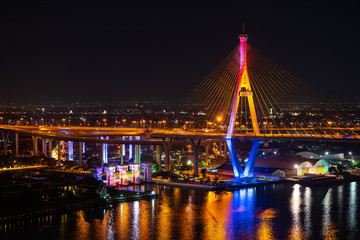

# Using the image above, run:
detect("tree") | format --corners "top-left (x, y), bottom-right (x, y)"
top-left (328, 166), bottom-right (337, 173)
top-left (352, 161), bottom-right (360, 169)
top-left (201, 168), bottom-right (207, 178)
top-left (337, 165), bottom-right (345, 172)
top-left (87, 157), bottom-right (101, 169)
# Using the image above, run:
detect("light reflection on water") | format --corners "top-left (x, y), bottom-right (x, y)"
top-left (1, 182), bottom-right (360, 240)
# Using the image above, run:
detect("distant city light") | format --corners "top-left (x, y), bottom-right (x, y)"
top-left (325, 152), bottom-right (329, 155)
top-left (294, 164), bottom-right (298, 168)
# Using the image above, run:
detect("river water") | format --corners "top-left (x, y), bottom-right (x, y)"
top-left (2, 181), bottom-right (360, 240)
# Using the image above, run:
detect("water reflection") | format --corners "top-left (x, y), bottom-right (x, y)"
top-left (2, 182), bottom-right (360, 240)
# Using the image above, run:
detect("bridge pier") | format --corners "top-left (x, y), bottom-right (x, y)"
top-left (226, 139), bottom-right (243, 181)
top-left (68, 141), bottom-right (73, 160)
top-left (32, 136), bottom-right (38, 156)
top-left (120, 143), bottom-right (124, 164)
top-left (243, 140), bottom-right (260, 177)
top-left (15, 133), bottom-right (18, 157)
top-left (162, 138), bottom-right (172, 172)
top-left (42, 138), bottom-right (47, 157)
top-left (48, 139), bottom-right (52, 157)
top-left (79, 142), bottom-right (83, 167)
top-left (57, 140), bottom-right (61, 166)
top-left (226, 139), bottom-right (260, 181)
top-left (190, 139), bottom-right (201, 177)
top-left (129, 136), bottom-right (133, 159)
top-left (135, 136), bottom-right (141, 163)
top-left (156, 145), bottom-right (161, 165)
top-left (204, 143), bottom-right (209, 166)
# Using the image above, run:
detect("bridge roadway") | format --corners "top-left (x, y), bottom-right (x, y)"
top-left (1, 125), bottom-right (359, 143)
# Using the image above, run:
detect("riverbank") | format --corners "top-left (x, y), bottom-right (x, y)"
top-left (149, 178), bottom-right (286, 191)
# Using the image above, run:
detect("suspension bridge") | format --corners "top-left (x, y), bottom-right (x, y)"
top-left (1, 27), bottom-right (359, 181)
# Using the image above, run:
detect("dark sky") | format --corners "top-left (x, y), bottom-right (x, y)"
top-left (0, 1), bottom-right (359, 104)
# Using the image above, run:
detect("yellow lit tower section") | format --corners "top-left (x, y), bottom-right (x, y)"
top-left (227, 26), bottom-right (259, 138)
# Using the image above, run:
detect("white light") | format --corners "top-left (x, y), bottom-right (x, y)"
top-left (325, 152), bottom-right (329, 155)
top-left (274, 151), bottom-right (277, 154)
top-left (349, 152), bottom-right (352, 155)
top-left (294, 164), bottom-right (298, 168)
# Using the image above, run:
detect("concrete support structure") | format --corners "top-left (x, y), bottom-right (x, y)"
top-left (243, 140), bottom-right (260, 177)
top-left (129, 136), bottom-right (133, 159)
top-left (122, 136), bottom-right (126, 157)
top-left (162, 138), bottom-right (172, 172)
top-left (190, 139), bottom-right (201, 177)
top-left (156, 145), bottom-right (161, 165)
top-left (48, 140), bottom-right (52, 157)
top-left (32, 136), bottom-right (38, 156)
top-left (79, 142), bottom-right (83, 167)
top-left (57, 141), bottom-right (61, 165)
top-left (204, 144), bottom-right (209, 166)
top-left (226, 139), bottom-right (243, 180)
top-left (82, 142), bottom-right (85, 153)
top-left (120, 143), bottom-right (124, 164)
top-left (42, 138), bottom-right (47, 157)
top-left (68, 141), bottom-right (73, 160)
top-left (135, 136), bottom-right (141, 163)
top-left (226, 139), bottom-right (260, 179)
top-left (15, 133), bottom-right (18, 157)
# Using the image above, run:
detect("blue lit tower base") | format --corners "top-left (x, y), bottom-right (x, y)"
top-left (226, 139), bottom-right (260, 181)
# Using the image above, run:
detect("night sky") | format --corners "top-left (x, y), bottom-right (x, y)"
top-left (0, 1), bottom-right (359, 104)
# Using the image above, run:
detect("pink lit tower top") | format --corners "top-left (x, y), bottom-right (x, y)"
top-left (227, 23), bottom-right (259, 138)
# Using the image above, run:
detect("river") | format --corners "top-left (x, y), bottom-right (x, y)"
top-left (2, 181), bottom-right (360, 240)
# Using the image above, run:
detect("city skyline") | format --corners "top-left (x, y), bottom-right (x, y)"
top-left (0, 1), bottom-right (359, 104)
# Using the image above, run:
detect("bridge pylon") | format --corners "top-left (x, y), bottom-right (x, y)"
top-left (226, 26), bottom-right (260, 180)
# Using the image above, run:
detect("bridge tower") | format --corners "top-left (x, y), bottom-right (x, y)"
top-left (226, 25), bottom-right (260, 180)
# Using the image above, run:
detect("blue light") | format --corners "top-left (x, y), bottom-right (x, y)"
top-left (68, 141), bottom-right (73, 161)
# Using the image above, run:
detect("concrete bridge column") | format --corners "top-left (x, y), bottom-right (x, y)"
top-left (61, 140), bottom-right (65, 155)
top-left (223, 140), bottom-right (227, 155)
top-left (79, 142), bottom-right (83, 167)
top-left (32, 136), bottom-right (38, 156)
top-left (2, 131), bottom-right (9, 155)
top-left (156, 145), bottom-right (161, 165)
top-left (204, 143), bottom-right (209, 166)
top-left (15, 133), bottom-right (18, 157)
top-left (226, 139), bottom-right (243, 181)
top-left (68, 141), bottom-right (73, 160)
top-left (48, 140), bottom-right (52, 157)
top-left (162, 138), bottom-right (173, 172)
top-left (120, 142), bottom-right (124, 164)
top-left (122, 136), bottom-right (126, 158)
top-left (129, 136), bottom-right (133, 159)
top-left (190, 139), bottom-right (201, 177)
top-left (101, 137), bottom-right (108, 166)
top-left (243, 140), bottom-right (260, 177)
top-left (57, 140), bottom-right (61, 166)
top-left (42, 138), bottom-right (47, 157)
top-left (135, 136), bottom-right (141, 163)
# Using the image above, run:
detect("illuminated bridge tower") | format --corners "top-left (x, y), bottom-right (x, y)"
top-left (226, 26), bottom-right (260, 180)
